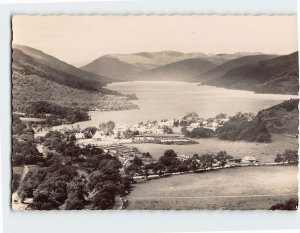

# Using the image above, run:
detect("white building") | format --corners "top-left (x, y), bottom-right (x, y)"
top-left (158, 120), bottom-right (174, 128)
top-left (241, 156), bottom-right (257, 164)
top-left (177, 154), bottom-right (190, 161)
top-left (75, 132), bottom-right (85, 139)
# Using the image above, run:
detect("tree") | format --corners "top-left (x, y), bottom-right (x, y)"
top-left (189, 127), bottom-right (215, 138)
top-left (133, 156), bottom-right (143, 167)
top-left (152, 163), bottom-right (165, 175)
top-left (270, 198), bottom-right (298, 210)
top-left (158, 150), bottom-right (177, 167)
top-left (274, 153), bottom-right (284, 163)
top-left (283, 149), bottom-right (298, 164)
top-left (106, 121), bottom-right (115, 135)
top-left (166, 165), bottom-right (176, 174)
top-left (173, 120), bottom-right (179, 127)
top-left (92, 183), bottom-right (118, 210)
top-left (119, 176), bottom-right (132, 195)
top-left (142, 152), bottom-right (152, 158)
top-left (125, 163), bottom-right (141, 176)
top-left (162, 126), bottom-right (173, 134)
top-left (188, 160), bottom-right (200, 172)
top-left (82, 127), bottom-right (97, 139)
top-left (64, 143), bottom-right (81, 161)
top-left (217, 114), bottom-right (271, 143)
top-left (177, 163), bottom-right (188, 172)
top-left (12, 114), bottom-right (27, 135)
top-left (215, 151), bottom-right (232, 167)
top-left (65, 178), bottom-right (87, 210)
top-left (182, 112), bottom-right (199, 125)
top-left (124, 129), bottom-right (134, 139)
top-left (69, 134), bottom-right (76, 141)
top-left (199, 154), bottom-right (214, 170)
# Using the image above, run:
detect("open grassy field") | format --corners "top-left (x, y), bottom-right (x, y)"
top-left (128, 134), bottom-right (298, 163)
top-left (126, 166), bottom-right (298, 210)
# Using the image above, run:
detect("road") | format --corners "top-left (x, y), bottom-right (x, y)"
top-left (12, 165), bottom-right (29, 210)
top-left (113, 195), bottom-right (123, 210)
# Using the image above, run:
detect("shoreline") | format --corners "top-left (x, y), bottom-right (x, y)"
top-left (107, 80), bottom-right (299, 97)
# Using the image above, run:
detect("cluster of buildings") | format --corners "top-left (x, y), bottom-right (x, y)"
top-left (133, 134), bottom-right (193, 145)
top-left (93, 144), bottom-right (155, 170)
top-left (175, 154), bottom-right (259, 166)
top-left (74, 120), bottom-right (176, 142)
top-left (185, 116), bottom-right (230, 132)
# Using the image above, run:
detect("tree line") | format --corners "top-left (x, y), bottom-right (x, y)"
top-left (125, 149), bottom-right (233, 177)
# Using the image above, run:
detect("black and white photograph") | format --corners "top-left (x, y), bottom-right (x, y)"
top-left (11, 15), bottom-right (299, 210)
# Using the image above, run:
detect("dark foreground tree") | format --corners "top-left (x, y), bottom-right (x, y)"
top-left (270, 199), bottom-right (298, 210)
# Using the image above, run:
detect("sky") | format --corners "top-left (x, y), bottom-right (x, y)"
top-left (12, 15), bottom-right (298, 65)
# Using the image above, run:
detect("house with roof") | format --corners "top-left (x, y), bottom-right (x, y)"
top-left (241, 156), bottom-right (258, 164)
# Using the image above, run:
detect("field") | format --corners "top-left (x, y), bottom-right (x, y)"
top-left (128, 134), bottom-right (298, 163)
top-left (126, 166), bottom-right (298, 210)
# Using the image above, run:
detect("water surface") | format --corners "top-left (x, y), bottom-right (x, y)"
top-left (57, 81), bottom-right (297, 128)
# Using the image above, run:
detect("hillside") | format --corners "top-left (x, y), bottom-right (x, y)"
top-left (81, 51), bottom-right (208, 79)
top-left (12, 45), bottom-right (137, 112)
top-left (217, 99), bottom-right (299, 142)
top-left (136, 58), bottom-right (218, 82)
top-left (13, 45), bottom-right (112, 92)
top-left (204, 52), bottom-right (299, 94)
top-left (254, 99), bottom-right (299, 135)
top-left (81, 51), bottom-right (263, 81)
top-left (199, 54), bottom-right (277, 81)
top-left (81, 55), bottom-right (144, 79)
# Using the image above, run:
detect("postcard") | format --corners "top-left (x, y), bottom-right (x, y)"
top-left (11, 15), bottom-right (298, 210)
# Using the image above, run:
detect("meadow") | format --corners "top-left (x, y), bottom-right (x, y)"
top-left (127, 134), bottom-right (298, 163)
top-left (126, 166), bottom-right (298, 210)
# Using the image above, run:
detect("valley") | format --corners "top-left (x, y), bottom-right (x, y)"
top-left (11, 44), bottom-right (299, 211)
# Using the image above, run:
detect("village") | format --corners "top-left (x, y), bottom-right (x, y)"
top-left (52, 112), bottom-right (252, 171)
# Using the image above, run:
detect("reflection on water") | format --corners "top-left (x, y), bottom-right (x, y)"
top-left (56, 81), bottom-right (297, 129)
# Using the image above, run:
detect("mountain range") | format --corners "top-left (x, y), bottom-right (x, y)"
top-left (13, 45), bottom-right (299, 97)
top-left (81, 50), bottom-right (298, 94)
top-left (81, 51), bottom-right (263, 81)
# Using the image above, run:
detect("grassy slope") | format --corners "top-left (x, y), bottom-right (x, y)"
top-left (127, 166), bottom-right (298, 210)
top-left (12, 71), bottom-right (137, 112)
top-left (204, 52), bottom-right (299, 94)
top-left (13, 45), bottom-right (113, 92)
top-left (136, 58), bottom-right (218, 82)
top-left (199, 54), bottom-right (278, 81)
top-left (81, 55), bottom-right (144, 79)
top-left (127, 134), bottom-right (298, 163)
